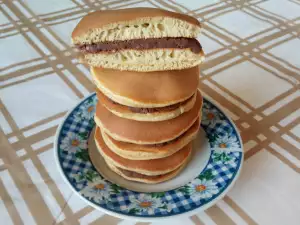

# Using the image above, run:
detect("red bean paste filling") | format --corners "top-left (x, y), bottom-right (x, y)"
top-left (117, 167), bottom-right (175, 179)
top-left (107, 94), bottom-right (194, 114)
top-left (77, 37), bottom-right (202, 54)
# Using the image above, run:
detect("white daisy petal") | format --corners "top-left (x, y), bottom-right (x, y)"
top-left (148, 208), bottom-right (155, 215)
top-left (191, 194), bottom-right (201, 202)
top-left (167, 203), bottom-right (173, 212)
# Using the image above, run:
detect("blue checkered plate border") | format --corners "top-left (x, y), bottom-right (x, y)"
top-left (54, 93), bottom-right (243, 220)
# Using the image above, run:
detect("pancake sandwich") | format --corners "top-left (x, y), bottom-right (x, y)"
top-left (94, 90), bottom-right (202, 144)
top-left (72, 8), bottom-right (205, 184)
top-left (92, 66), bottom-right (199, 121)
top-left (72, 8), bottom-right (204, 71)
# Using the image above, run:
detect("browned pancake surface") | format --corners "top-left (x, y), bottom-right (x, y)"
top-left (95, 90), bottom-right (202, 144)
top-left (95, 127), bottom-right (191, 173)
top-left (91, 66), bottom-right (199, 106)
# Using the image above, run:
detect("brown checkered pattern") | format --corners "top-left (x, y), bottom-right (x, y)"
top-left (0, 0), bottom-right (299, 224)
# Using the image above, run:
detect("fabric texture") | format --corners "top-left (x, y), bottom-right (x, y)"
top-left (0, 0), bottom-right (299, 224)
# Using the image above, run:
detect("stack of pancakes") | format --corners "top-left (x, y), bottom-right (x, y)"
top-left (72, 8), bottom-right (204, 183)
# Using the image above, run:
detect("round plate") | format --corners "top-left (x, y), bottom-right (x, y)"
top-left (55, 93), bottom-right (243, 221)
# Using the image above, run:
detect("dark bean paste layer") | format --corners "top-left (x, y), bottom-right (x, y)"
top-left (107, 94), bottom-right (194, 114)
top-left (118, 167), bottom-right (174, 179)
top-left (77, 37), bottom-right (202, 53)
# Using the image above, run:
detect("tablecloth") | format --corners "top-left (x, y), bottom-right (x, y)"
top-left (0, 0), bottom-right (300, 224)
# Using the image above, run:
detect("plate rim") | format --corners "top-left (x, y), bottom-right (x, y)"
top-left (54, 92), bottom-right (244, 221)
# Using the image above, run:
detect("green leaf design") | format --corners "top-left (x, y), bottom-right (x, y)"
top-left (159, 204), bottom-right (168, 210)
top-left (198, 169), bottom-right (214, 180)
top-left (73, 173), bottom-right (85, 182)
top-left (105, 199), bottom-right (113, 205)
top-left (75, 150), bottom-right (89, 161)
top-left (78, 174), bottom-right (85, 180)
top-left (110, 183), bottom-right (121, 194)
top-left (78, 132), bottom-right (89, 139)
top-left (151, 192), bottom-right (165, 198)
top-left (128, 208), bottom-right (140, 214)
top-left (85, 170), bottom-right (99, 182)
top-left (213, 152), bottom-right (232, 163)
top-left (177, 185), bottom-right (191, 195)
top-left (73, 113), bottom-right (81, 120)
top-left (208, 133), bottom-right (218, 143)
top-left (87, 98), bottom-right (94, 104)
top-left (89, 120), bottom-right (95, 128)
top-left (212, 152), bottom-right (221, 161)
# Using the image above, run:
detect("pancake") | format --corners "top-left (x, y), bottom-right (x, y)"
top-left (96, 89), bottom-right (197, 121)
top-left (91, 66), bottom-right (199, 108)
top-left (72, 8), bottom-right (201, 43)
top-left (95, 90), bottom-right (202, 144)
top-left (94, 127), bottom-right (192, 175)
top-left (101, 117), bottom-right (200, 160)
top-left (80, 49), bottom-right (204, 72)
top-left (105, 159), bottom-right (188, 184)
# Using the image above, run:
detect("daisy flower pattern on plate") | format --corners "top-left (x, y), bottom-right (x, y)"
top-left (202, 106), bottom-right (222, 127)
top-left (189, 179), bottom-right (219, 202)
top-left (81, 100), bottom-right (96, 120)
top-left (212, 134), bottom-right (241, 152)
top-left (56, 94), bottom-right (244, 217)
top-left (80, 177), bottom-right (110, 204)
top-left (128, 194), bottom-right (166, 214)
top-left (72, 109), bottom-right (83, 122)
top-left (211, 133), bottom-right (241, 164)
top-left (60, 132), bottom-right (87, 153)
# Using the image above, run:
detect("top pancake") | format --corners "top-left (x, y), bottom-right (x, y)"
top-left (91, 66), bottom-right (199, 108)
top-left (72, 8), bottom-right (201, 43)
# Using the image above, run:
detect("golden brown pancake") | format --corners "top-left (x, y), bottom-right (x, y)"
top-left (94, 90), bottom-right (202, 144)
top-left (72, 8), bottom-right (201, 42)
top-left (105, 159), bottom-right (188, 184)
top-left (96, 89), bottom-right (197, 121)
top-left (101, 118), bottom-right (200, 160)
top-left (94, 127), bottom-right (192, 176)
top-left (91, 66), bottom-right (199, 108)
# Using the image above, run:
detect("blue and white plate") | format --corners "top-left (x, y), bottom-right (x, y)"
top-left (55, 93), bottom-right (243, 221)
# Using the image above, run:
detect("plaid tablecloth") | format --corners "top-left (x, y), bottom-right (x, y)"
top-left (0, 0), bottom-right (299, 224)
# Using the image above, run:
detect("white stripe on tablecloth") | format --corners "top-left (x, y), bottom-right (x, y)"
top-left (79, 209), bottom-right (104, 225)
top-left (31, 136), bottom-right (54, 150)
top-left (197, 211), bottom-right (217, 225)
top-left (151, 217), bottom-right (195, 225)
top-left (23, 117), bottom-right (63, 137)
top-left (263, 91), bottom-right (300, 116)
top-left (38, 149), bottom-right (89, 213)
top-left (0, 198), bottom-right (14, 225)
top-left (281, 134), bottom-right (300, 150)
top-left (0, 170), bottom-right (37, 225)
top-left (23, 159), bottom-right (65, 222)
top-left (62, 70), bottom-right (90, 96)
top-left (0, 111), bottom-right (12, 134)
top-left (217, 200), bottom-right (248, 225)
top-left (279, 108), bottom-right (300, 127)
top-left (269, 143), bottom-right (300, 168)
top-left (117, 219), bottom-right (136, 225)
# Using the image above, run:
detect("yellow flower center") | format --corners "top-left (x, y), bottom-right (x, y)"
top-left (87, 106), bottom-right (94, 113)
top-left (195, 185), bottom-right (206, 192)
top-left (207, 113), bottom-right (215, 120)
top-left (71, 139), bottom-right (80, 146)
top-left (139, 201), bottom-right (152, 208)
top-left (94, 184), bottom-right (105, 189)
top-left (219, 143), bottom-right (227, 148)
